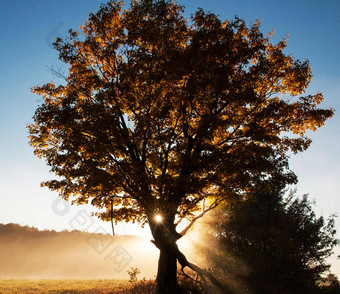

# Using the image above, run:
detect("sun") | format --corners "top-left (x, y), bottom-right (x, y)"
top-left (155, 214), bottom-right (163, 223)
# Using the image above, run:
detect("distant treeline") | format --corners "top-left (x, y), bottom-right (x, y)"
top-left (0, 223), bottom-right (157, 279)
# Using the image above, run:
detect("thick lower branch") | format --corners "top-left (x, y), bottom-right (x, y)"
top-left (175, 247), bottom-right (225, 293)
top-left (151, 238), bottom-right (226, 293)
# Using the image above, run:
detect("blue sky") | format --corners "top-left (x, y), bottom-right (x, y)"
top-left (0, 0), bottom-right (339, 275)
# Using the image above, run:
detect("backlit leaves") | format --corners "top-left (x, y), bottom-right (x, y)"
top-left (29, 0), bottom-right (333, 224)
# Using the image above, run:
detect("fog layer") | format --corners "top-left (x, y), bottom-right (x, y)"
top-left (0, 223), bottom-right (158, 279)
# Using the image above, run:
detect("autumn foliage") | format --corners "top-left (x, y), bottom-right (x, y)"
top-left (29, 0), bottom-right (333, 292)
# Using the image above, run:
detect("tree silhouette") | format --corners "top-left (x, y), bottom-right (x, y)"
top-left (198, 190), bottom-right (338, 293)
top-left (28, 1), bottom-right (333, 292)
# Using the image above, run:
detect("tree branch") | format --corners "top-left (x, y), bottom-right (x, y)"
top-left (174, 243), bottom-right (227, 293)
top-left (174, 215), bottom-right (185, 226)
top-left (178, 199), bottom-right (219, 237)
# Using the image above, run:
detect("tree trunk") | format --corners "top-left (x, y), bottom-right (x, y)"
top-left (148, 211), bottom-right (225, 293)
top-left (155, 245), bottom-right (180, 294)
top-left (148, 212), bottom-right (182, 294)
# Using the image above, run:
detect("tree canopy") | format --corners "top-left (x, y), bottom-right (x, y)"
top-left (28, 0), bottom-right (334, 292)
top-left (29, 0), bottom-right (333, 225)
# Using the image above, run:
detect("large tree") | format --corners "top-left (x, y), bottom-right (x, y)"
top-left (28, 0), bottom-right (333, 292)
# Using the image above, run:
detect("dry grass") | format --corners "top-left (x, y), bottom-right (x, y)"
top-left (0, 279), bottom-right (128, 294)
top-left (0, 277), bottom-right (204, 293)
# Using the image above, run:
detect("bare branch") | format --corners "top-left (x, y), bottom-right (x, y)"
top-left (178, 199), bottom-right (220, 237)
top-left (174, 215), bottom-right (185, 226)
top-left (175, 194), bottom-right (210, 227)
top-left (178, 210), bottom-right (208, 237)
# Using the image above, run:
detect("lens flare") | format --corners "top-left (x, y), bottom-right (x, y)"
top-left (155, 214), bottom-right (163, 223)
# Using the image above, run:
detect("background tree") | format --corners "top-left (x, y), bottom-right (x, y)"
top-left (197, 190), bottom-right (339, 294)
top-left (316, 273), bottom-right (340, 294)
top-left (28, 0), bottom-right (333, 292)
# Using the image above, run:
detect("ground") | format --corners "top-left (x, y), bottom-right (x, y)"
top-left (0, 278), bottom-right (202, 293)
top-left (0, 279), bottom-right (129, 294)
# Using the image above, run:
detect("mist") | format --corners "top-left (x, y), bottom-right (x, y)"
top-left (0, 223), bottom-right (158, 279)
top-left (178, 213), bottom-right (251, 293)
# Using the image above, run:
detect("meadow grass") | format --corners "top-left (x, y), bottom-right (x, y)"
top-left (0, 277), bottom-right (203, 293)
top-left (0, 279), bottom-right (129, 294)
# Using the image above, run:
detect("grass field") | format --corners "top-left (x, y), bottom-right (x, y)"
top-left (0, 279), bottom-right (130, 294)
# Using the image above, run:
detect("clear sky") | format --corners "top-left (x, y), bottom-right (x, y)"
top-left (0, 0), bottom-right (339, 275)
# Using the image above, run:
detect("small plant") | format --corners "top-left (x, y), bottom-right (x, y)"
top-left (127, 267), bottom-right (141, 284)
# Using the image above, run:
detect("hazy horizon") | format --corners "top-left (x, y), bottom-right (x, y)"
top-left (0, 223), bottom-right (158, 279)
